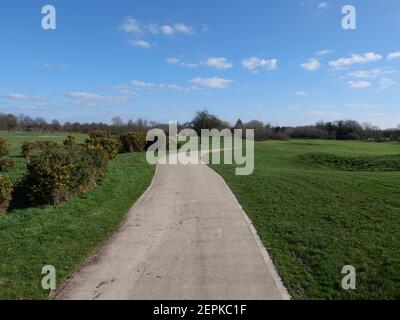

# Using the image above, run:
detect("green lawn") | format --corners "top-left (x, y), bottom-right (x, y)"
top-left (211, 140), bottom-right (400, 300)
top-left (0, 132), bottom-right (155, 299)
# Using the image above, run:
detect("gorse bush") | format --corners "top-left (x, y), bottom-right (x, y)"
top-left (0, 158), bottom-right (16, 172)
top-left (120, 132), bottom-right (146, 153)
top-left (25, 145), bottom-right (108, 205)
top-left (0, 138), bottom-right (9, 157)
top-left (21, 141), bottom-right (59, 159)
top-left (86, 137), bottom-right (120, 160)
top-left (0, 138), bottom-right (15, 172)
top-left (63, 134), bottom-right (77, 146)
top-left (298, 153), bottom-right (400, 172)
top-left (0, 175), bottom-right (13, 213)
top-left (89, 130), bottom-right (114, 139)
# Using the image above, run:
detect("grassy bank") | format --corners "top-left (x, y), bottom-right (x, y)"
top-left (0, 150), bottom-right (154, 299)
top-left (211, 140), bottom-right (400, 299)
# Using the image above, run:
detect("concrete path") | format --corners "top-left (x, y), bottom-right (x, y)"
top-left (54, 152), bottom-right (289, 300)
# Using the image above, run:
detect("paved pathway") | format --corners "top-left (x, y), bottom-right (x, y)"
top-left (54, 152), bottom-right (289, 300)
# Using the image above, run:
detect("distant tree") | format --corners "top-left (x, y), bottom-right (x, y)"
top-left (191, 110), bottom-right (227, 135)
top-left (244, 120), bottom-right (266, 140)
top-left (234, 119), bottom-right (244, 129)
top-left (51, 119), bottom-right (62, 132)
top-left (111, 116), bottom-right (123, 127)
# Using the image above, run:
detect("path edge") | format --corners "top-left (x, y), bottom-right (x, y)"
top-left (209, 167), bottom-right (292, 300)
top-left (49, 162), bottom-right (160, 300)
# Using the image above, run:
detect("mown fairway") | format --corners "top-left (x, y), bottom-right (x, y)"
top-left (0, 132), bottom-right (155, 299)
top-left (212, 140), bottom-right (400, 300)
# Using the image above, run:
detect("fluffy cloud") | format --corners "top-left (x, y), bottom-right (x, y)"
top-left (188, 77), bottom-right (233, 89)
top-left (329, 52), bottom-right (383, 69)
top-left (127, 40), bottom-right (151, 48)
top-left (316, 49), bottom-right (333, 56)
top-left (318, 2), bottom-right (329, 9)
top-left (66, 92), bottom-right (128, 102)
top-left (166, 58), bottom-right (198, 68)
top-left (120, 18), bottom-right (143, 34)
top-left (173, 23), bottom-right (194, 34)
top-left (346, 103), bottom-right (375, 109)
top-left (132, 80), bottom-right (188, 92)
top-left (296, 91), bottom-right (308, 96)
top-left (34, 62), bottom-right (67, 69)
top-left (166, 58), bottom-right (180, 65)
top-left (161, 25), bottom-right (175, 35)
top-left (347, 80), bottom-right (372, 89)
top-left (200, 57), bottom-right (233, 70)
top-left (300, 58), bottom-right (321, 71)
top-left (241, 57), bottom-right (278, 73)
top-left (347, 68), bottom-right (397, 79)
top-left (120, 18), bottom-right (194, 41)
top-left (4, 93), bottom-right (46, 102)
top-left (387, 51), bottom-right (400, 60)
top-left (378, 78), bottom-right (396, 90)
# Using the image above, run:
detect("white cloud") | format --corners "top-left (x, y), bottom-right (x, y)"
top-left (318, 2), bottom-right (329, 9)
top-left (174, 23), bottom-right (194, 34)
top-left (347, 80), bottom-right (372, 89)
top-left (346, 103), bottom-right (375, 109)
top-left (132, 80), bottom-right (188, 92)
top-left (241, 57), bottom-right (278, 73)
top-left (296, 91), bottom-right (308, 96)
top-left (161, 25), bottom-right (175, 35)
top-left (148, 24), bottom-right (159, 34)
top-left (201, 57), bottom-right (233, 70)
top-left (34, 62), bottom-right (67, 69)
top-left (166, 58), bottom-right (180, 65)
top-left (120, 18), bottom-right (143, 34)
top-left (66, 92), bottom-right (128, 102)
top-left (347, 68), bottom-right (397, 79)
top-left (127, 40), bottom-right (151, 48)
top-left (378, 78), bottom-right (396, 90)
top-left (316, 49), bottom-right (333, 56)
top-left (329, 52), bottom-right (383, 69)
top-left (387, 51), bottom-right (400, 60)
top-left (180, 62), bottom-right (198, 68)
top-left (300, 58), bottom-right (321, 71)
top-left (120, 18), bottom-right (194, 39)
top-left (188, 76), bottom-right (233, 89)
top-left (4, 93), bottom-right (46, 102)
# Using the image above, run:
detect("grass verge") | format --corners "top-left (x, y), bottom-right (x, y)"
top-left (211, 140), bottom-right (400, 299)
top-left (0, 152), bottom-right (154, 300)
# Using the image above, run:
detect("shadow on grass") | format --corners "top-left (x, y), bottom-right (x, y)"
top-left (9, 181), bottom-right (33, 211)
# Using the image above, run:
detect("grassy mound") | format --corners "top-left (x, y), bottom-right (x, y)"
top-left (298, 153), bottom-right (400, 172)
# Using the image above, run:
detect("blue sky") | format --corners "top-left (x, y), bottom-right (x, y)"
top-left (0, 0), bottom-right (399, 128)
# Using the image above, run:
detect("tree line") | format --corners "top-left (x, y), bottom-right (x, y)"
top-left (1, 111), bottom-right (400, 142)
